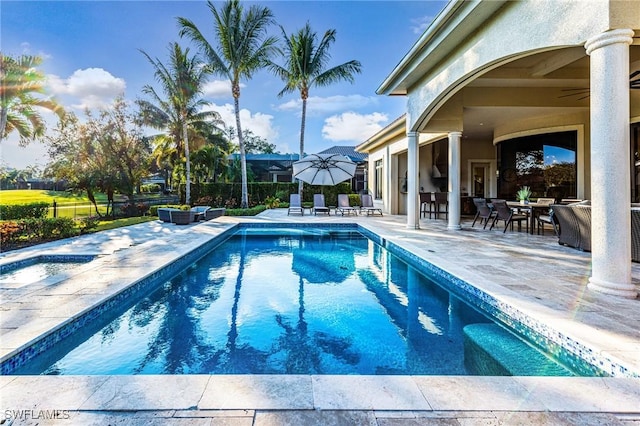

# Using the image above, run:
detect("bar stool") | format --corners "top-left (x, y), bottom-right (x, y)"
top-left (419, 192), bottom-right (434, 218)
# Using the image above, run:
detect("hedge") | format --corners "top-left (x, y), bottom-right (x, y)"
top-left (1, 217), bottom-right (77, 245)
top-left (187, 182), bottom-right (353, 208)
top-left (0, 202), bottom-right (50, 220)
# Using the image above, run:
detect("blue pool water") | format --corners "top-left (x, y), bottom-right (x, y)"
top-left (0, 256), bottom-right (94, 286)
top-left (13, 228), bottom-right (578, 376)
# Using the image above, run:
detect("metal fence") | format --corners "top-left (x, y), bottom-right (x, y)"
top-left (48, 196), bottom-right (179, 219)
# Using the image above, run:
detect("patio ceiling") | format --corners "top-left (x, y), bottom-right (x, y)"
top-left (428, 45), bottom-right (640, 141)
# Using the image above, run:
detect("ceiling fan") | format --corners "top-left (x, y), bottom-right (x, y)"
top-left (559, 71), bottom-right (640, 100)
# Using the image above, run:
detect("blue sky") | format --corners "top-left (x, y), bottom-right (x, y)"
top-left (2, 0), bottom-right (447, 170)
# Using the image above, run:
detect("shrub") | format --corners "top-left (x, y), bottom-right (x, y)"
top-left (140, 183), bottom-right (161, 193)
top-left (194, 195), bottom-right (214, 206)
top-left (225, 205), bottom-right (267, 216)
top-left (149, 204), bottom-right (186, 216)
top-left (264, 196), bottom-right (280, 209)
top-left (0, 202), bottom-right (50, 220)
top-left (137, 202), bottom-right (149, 215)
top-left (78, 216), bottom-right (100, 234)
top-left (20, 217), bottom-right (77, 240)
top-left (348, 194), bottom-right (360, 206)
top-left (0, 221), bottom-right (25, 245)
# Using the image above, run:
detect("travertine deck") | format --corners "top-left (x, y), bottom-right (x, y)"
top-left (1, 210), bottom-right (639, 425)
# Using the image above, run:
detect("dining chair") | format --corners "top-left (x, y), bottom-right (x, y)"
top-left (433, 192), bottom-right (449, 219)
top-left (489, 199), bottom-right (528, 233)
top-left (532, 197), bottom-right (555, 233)
top-left (471, 198), bottom-right (495, 229)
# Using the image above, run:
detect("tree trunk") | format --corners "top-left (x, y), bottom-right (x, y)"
top-left (183, 120), bottom-right (191, 205)
top-left (298, 97), bottom-right (308, 198)
top-left (0, 106), bottom-right (8, 143)
top-left (234, 90), bottom-right (249, 209)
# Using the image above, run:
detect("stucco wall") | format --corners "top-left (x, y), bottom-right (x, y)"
top-left (406, 0), bottom-right (630, 131)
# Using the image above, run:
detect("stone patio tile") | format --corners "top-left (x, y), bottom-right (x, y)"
top-left (490, 411), bottom-right (625, 426)
top-left (198, 375), bottom-right (313, 410)
top-left (376, 417), bottom-right (459, 426)
top-left (312, 375), bottom-right (431, 410)
top-left (173, 410), bottom-right (254, 418)
top-left (1, 376), bottom-right (109, 410)
top-left (514, 377), bottom-right (640, 412)
top-left (254, 410), bottom-right (377, 426)
top-left (412, 376), bottom-right (546, 411)
top-left (34, 412), bottom-right (214, 426)
top-left (79, 375), bottom-right (210, 410)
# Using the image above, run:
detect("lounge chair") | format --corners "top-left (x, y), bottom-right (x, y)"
top-left (288, 194), bottom-right (304, 215)
top-left (337, 194), bottom-right (358, 216)
top-left (312, 194), bottom-right (330, 215)
top-left (471, 198), bottom-right (494, 229)
top-left (489, 199), bottom-right (528, 233)
top-left (360, 194), bottom-right (383, 216)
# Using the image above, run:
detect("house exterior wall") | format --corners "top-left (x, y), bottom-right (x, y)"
top-left (405, 0), bottom-right (630, 132)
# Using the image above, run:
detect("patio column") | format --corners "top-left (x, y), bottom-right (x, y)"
top-left (407, 131), bottom-right (420, 229)
top-left (585, 29), bottom-right (637, 298)
top-left (448, 131), bottom-right (462, 230)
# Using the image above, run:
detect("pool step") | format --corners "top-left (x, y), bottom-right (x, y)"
top-left (463, 323), bottom-right (574, 376)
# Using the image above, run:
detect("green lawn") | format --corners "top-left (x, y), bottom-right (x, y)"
top-left (0, 189), bottom-right (107, 205)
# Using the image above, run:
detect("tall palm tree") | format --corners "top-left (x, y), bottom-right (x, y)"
top-left (269, 23), bottom-right (362, 196)
top-left (0, 54), bottom-right (65, 145)
top-left (178, 0), bottom-right (277, 208)
top-left (137, 42), bottom-right (221, 204)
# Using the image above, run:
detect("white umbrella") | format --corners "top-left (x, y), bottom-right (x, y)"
top-left (292, 153), bottom-right (356, 186)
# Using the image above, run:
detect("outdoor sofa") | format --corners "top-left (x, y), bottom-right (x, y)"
top-left (190, 206), bottom-right (226, 221)
top-left (551, 202), bottom-right (640, 262)
top-left (158, 207), bottom-right (180, 223)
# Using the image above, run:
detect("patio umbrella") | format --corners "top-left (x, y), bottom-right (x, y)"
top-left (292, 153), bottom-right (356, 186)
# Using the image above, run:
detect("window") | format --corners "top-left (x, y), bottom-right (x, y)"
top-left (374, 159), bottom-right (383, 200)
top-left (497, 131), bottom-right (577, 200)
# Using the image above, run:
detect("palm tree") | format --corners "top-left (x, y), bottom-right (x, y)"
top-left (137, 42), bottom-right (221, 204)
top-left (0, 53), bottom-right (65, 145)
top-left (178, 0), bottom-right (277, 209)
top-left (269, 23), bottom-right (362, 196)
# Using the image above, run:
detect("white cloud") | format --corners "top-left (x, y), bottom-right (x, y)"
top-left (0, 108), bottom-right (66, 169)
top-left (411, 15), bottom-right (435, 35)
top-left (322, 111), bottom-right (388, 142)
top-left (47, 68), bottom-right (126, 109)
top-left (202, 80), bottom-right (245, 99)
top-left (204, 103), bottom-right (279, 144)
top-left (276, 95), bottom-right (378, 116)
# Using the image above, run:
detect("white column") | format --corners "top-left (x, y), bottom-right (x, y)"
top-left (448, 131), bottom-right (462, 230)
top-left (585, 29), bottom-right (637, 298)
top-left (407, 131), bottom-right (420, 229)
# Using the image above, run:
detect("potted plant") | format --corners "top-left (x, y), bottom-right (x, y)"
top-left (516, 186), bottom-right (532, 205)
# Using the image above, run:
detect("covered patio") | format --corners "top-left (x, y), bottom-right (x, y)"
top-left (362, 0), bottom-right (640, 299)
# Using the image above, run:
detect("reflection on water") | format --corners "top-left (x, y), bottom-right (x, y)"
top-left (17, 230), bottom-right (552, 376)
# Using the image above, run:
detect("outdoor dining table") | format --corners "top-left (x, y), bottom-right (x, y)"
top-left (506, 201), bottom-right (551, 235)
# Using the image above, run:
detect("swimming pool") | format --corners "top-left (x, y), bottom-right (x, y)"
top-left (0, 255), bottom-right (96, 287)
top-left (11, 227), bottom-right (582, 376)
